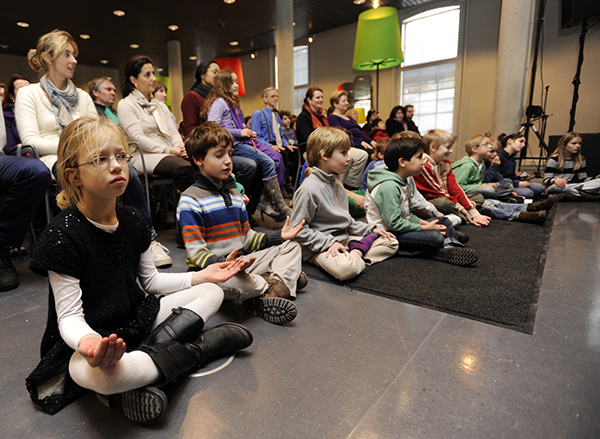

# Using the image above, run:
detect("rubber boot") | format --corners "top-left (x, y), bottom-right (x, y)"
top-left (264, 175), bottom-right (292, 221)
top-left (141, 307), bottom-right (205, 346)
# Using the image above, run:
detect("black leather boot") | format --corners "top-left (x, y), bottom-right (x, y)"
top-left (141, 322), bottom-right (253, 386)
top-left (0, 246), bottom-right (18, 292)
top-left (141, 307), bottom-right (205, 346)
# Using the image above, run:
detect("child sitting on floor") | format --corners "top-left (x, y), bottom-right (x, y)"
top-left (366, 135), bottom-right (478, 266)
top-left (483, 137), bottom-right (523, 203)
top-left (414, 129), bottom-right (550, 226)
top-left (27, 118), bottom-right (253, 424)
top-left (290, 126), bottom-right (398, 281)
top-left (360, 138), bottom-right (390, 191)
top-left (543, 132), bottom-right (600, 200)
top-left (178, 122), bottom-right (306, 325)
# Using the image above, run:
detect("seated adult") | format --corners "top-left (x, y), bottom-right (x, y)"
top-left (118, 55), bottom-right (194, 193)
top-left (404, 104), bottom-right (420, 134)
top-left (386, 105), bottom-right (408, 137)
top-left (15, 30), bottom-right (97, 172)
top-left (361, 109), bottom-right (380, 134)
top-left (2, 74), bottom-right (31, 155)
top-left (249, 87), bottom-right (291, 190)
top-left (327, 90), bottom-right (376, 152)
top-left (88, 76), bottom-right (119, 122)
top-left (181, 60), bottom-right (220, 137)
top-left (0, 109), bottom-right (50, 291)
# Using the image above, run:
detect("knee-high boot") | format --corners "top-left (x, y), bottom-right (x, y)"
top-left (263, 175), bottom-right (292, 220)
top-left (98, 323), bottom-right (253, 424)
top-left (140, 322), bottom-right (253, 387)
top-left (141, 307), bottom-right (205, 346)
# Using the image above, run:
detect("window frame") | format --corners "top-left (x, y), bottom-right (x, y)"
top-left (397, 0), bottom-right (466, 135)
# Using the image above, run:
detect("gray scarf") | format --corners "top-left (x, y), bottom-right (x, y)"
top-left (39, 75), bottom-right (79, 132)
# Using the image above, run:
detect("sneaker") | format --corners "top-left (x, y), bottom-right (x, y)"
top-left (432, 247), bottom-right (479, 266)
top-left (455, 232), bottom-right (470, 245)
top-left (515, 210), bottom-right (546, 224)
top-left (244, 297), bottom-right (297, 325)
top-left (150, 240), bottom-right (172, 268)
top-left (0, 247), bottom-right (19, 292)
top-left (96, 386), bottom-right (168, 425)
top-left (296, 271), bottom-right (308, 290)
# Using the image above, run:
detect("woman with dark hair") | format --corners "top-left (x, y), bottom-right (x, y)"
top-left (181, 60), bottom-right (220, 137)
top-left (2, 74), bottom-right (30, 154)
top-left (296, 87), bottom-right (328, 146)
top-left (361, 109), bottom-right (380, 134)
top-left (205, 69), bottom-right (290, 221)
top-left (118, 55), bottom-right (194, 192)
top-left (386, 105), bottom-right (407, 137)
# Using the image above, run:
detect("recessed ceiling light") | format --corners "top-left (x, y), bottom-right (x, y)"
top-left (250, 53), bottom-right (256, 59)
top-left (293, 22), bottom-right (296, 26)
top-left (79, 34), bottom-right (91, 40)
top-left (189, 55), bottom-right (198, 60)
top-left (353, 0), bottom-right (366, 4)
top-left (156, 67), bottom-right (164, 72)
top-left (168, 25), bottom-right (179, 31)
top-left (113, 10), bottom-right (125, 17)
top-left (308, 36), bottom-right (314, 43)
top-left (130, 43), bottom-right (140, 49)
top-left (100, 59), bottom-right (109, 64)
top-left (229, 41), bottom-right (239, 46)
top-left (224, 0), bottom-right (236, 4)
top-left (0, 44), bottom-right (9, 49)
top-left (16, 22), bottom-right (29, 28)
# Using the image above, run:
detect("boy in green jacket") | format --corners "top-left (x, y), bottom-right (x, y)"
top-left (366, 135), bottom-right (478, 266)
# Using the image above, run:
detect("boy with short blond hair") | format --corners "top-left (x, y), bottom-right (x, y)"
top-left (290, 127), bottom-right (398, 281)
top-left (177, 122), bottom-right (306, 325)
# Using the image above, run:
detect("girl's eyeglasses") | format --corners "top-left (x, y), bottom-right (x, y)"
top-left (76, 153), bottom-right (132, 168)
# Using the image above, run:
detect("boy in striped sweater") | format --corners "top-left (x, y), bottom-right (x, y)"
top-left (177, 123), bottom-right (306, 325)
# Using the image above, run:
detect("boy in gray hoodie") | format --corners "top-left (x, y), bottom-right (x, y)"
top-left (366, 136), bottom-right (478, 266)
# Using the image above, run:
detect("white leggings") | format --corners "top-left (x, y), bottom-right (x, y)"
top-left (69, 283), bottom-right (223, 395)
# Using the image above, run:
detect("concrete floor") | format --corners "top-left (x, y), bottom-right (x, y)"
top-left (1, 201), bottom-right (599, 438)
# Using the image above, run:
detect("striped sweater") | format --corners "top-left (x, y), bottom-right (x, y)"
top-left (177, 174), bottom-right (282, 269)
top-left (543, 157), bottom-right (588, 187)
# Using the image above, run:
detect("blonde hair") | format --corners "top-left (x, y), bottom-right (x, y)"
top-left (328, 90), bottom-right (348, 115)
top-left (305, 127), bottom-right (351, 176)
top-left (464, 132), bottom-right (492, 155)
top-left (551, 132), bottom-right (583, 171)
top-left (27, 29), bottom-right (78, 73)
top-left (423, 129), bottom-right (456, 153)
top-left (56, 118), bottom-right (129, 209)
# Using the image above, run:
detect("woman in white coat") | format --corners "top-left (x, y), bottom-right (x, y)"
top-left (118, 55), bottom-right (194, 192)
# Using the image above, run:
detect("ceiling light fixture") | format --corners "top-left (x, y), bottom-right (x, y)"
top-left (100, 59), bottom-right (109, 64)
top-left (113, 10), bottom-right (125, 17)
top-left (353, 0), bottom-right (366, 4)
top-left (79, 34), bottom-right (91, 40)
top-left (293, 22), bottom-right (296, 26)
top-left (168, 25), bottom-right (179, 31)
top-left (16, 22), bottom-right (29, 28)
top-left (130, 43), bottom-right (140, 49)
top-left (308, 36), bottom-right (314, 43)
top-left (250, 53), bottom-right (256, 59)
top-left (189, 55), bottom-right (198, 60)
top-left (156, 67), bottom-right (164, 72)
top-left (373, 0), bottom-right (380, 8)
top-left (0, 44), bottom-right (9, 49)
top-left (229, 41), bottom-right (239, 46)
top-left (223, 0), bottom-right (236, 4)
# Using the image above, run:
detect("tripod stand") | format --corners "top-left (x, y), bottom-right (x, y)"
top-left (519, 85), bottom-right (551, 178)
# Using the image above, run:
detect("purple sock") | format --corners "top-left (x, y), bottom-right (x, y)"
top-left (348, 233), bottom-right (378, 256)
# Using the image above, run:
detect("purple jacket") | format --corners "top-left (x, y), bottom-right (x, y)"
top-left (3, 108), bottom-right (21, 154)
top-left (327, 114), bottom-right (373, 149)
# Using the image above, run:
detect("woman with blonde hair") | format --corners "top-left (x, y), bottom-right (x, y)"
top-left (15, 29), bottom-right (96, 171)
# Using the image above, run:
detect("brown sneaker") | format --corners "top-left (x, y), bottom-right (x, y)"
top-left (515, 210), bottom-right (546, 224)
top-left (260, 273), bottom-right (291, 298)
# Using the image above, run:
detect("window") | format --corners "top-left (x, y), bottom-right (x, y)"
top-left (275, 45), bottom-right (309, 115)
top-left (400, 5), bottom-right (461, 133)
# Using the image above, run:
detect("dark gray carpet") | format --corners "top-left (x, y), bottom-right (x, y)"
top-left (302, 211), bottom-right (555, 333)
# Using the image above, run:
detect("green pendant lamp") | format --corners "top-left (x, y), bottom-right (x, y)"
top-left (353, 6), bottom-right (404, 111)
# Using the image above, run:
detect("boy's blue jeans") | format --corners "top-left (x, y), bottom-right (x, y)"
top-left (393, 216), bottom-right (462, 257)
